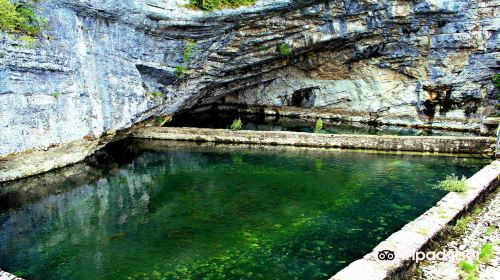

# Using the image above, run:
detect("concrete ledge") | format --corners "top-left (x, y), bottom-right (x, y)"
top-left (0, 139), bottom-right (102, 183)
top-left (331, 160), bottom-right (500, 280)
top-left (0, 126), bottom-right (494, 183)
top-left (0, 270), bottom-right (23, 280)
top-left (0, 128), bottom-right (133, 183)
top-left (132, 127), bottom-right (495, 156)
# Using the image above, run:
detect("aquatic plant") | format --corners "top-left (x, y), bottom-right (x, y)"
top-left (314, 118), bottom-right (323, 133)
top-left (230, 118), bottom-right (242, 130)
top-left (131, 215), bottom-right (337, 280)
top-left (187, 0), bottom-right (256, 11)
top-left (51, 91), bottom-right (61, 98)
top-left (0, 0), bottom-right (45, 36)
top-left (278, 42), bottom-right (292, 57)
top-left (433, 174), bottom-right (467, 192)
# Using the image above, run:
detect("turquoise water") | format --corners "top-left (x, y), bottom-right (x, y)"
top-left (0, 140), bottom-right (489, 280)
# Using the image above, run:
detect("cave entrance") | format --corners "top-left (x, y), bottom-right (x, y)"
top-left (163, 103), bottom-right (474, 137)
top-left (289, 87), bottom-right (317, 108)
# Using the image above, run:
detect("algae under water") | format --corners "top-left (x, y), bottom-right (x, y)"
top-left (0, 140), bottom-right (489, 279)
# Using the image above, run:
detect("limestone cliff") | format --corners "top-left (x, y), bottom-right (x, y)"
top-left (0, 0), bottom-right (499, 157)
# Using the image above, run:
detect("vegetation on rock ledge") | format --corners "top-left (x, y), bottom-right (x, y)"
top-left (155, 116), bottom-right (166, 126)
top-left (230, 118), bottom-right (242, 130)
top-left (314, 118), bottom-right (323, 133)
top-left (433, 174), bottom-right (467, 192)
top-left (175, 65), bottom-right (189, 78)
top-left (493, 73), bottom-right (500, 89)
top-left (0, 0), bottom-right (46, 36)
top-left (278, 42), bottom-right (292, 57)
top-left (188, 0), bottom-right (256, 11)
top-left (183, 39), bottom-right (197, 61)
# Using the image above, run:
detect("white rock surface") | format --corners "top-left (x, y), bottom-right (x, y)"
top-left (1, 0), bottom-right (499, 157)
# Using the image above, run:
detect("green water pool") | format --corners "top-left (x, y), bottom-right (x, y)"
top-left (0, 140), bottom-right (490, 279)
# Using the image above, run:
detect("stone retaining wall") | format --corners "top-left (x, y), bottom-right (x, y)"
top-left (0, 129), bottom-right (131, 183)
top-left (331, 160), bottom-right (500, 280)
top-left (133, 127), bottom-right (495, 156)
top-left (0, 127), bottom-right (494, 183)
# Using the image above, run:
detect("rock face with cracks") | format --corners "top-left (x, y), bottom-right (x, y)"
top-left (0, 0), bottom-right (499, 157)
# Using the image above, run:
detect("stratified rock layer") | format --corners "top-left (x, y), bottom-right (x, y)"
top-left (1, 0), bottom-right (499, 156)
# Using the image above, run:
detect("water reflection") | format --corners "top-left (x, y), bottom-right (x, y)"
top-left (0, 140), bottom-right (489, 279)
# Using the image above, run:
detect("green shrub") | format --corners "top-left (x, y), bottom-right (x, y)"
top-left (485, 226), bottom-right (495, 236)
top-left (457, 243), bottom-right (495, 280)
top-left (479, 242), bottom-right (494, 263)
top-left (175, 65), bottom-right (188, 78)
top-left (152, 90), bottom-right (163, 97)
top-left (493, 74), bottom-right (500, 89)
top-left (314, 118), bottom-right (323, 133)
top-left (452, 216), bottom-right (471, 236)
top-left (188, 0), bottom-right (256, 11)
top-left (458, 260), bottom-right (478, 280)
top-left (145, 90), bottom-right (163, 97)
top-left (15, 2), bottom-right (40, 35)
top-left (230, 118), bottom-right (242, 130)
top-left (155, 116), bottom-right (166, 126)
top-left (0, 0), bottom-right (44, 36)
top-left (51, 91), bottom-right (61, 98)
top-left (0, 0), bottom-right (24, 33)
top-left (184, 39), bottom-right (196, 62)
top-left (19, 34), bottom-right (35, 47)
top-left (278, 42), bottom-right (292, 56)
top-left (433, 174), bottom-right (467, 192)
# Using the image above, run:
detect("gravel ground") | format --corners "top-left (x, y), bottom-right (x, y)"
top-left (415, 189), bottom-right (500, 279)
